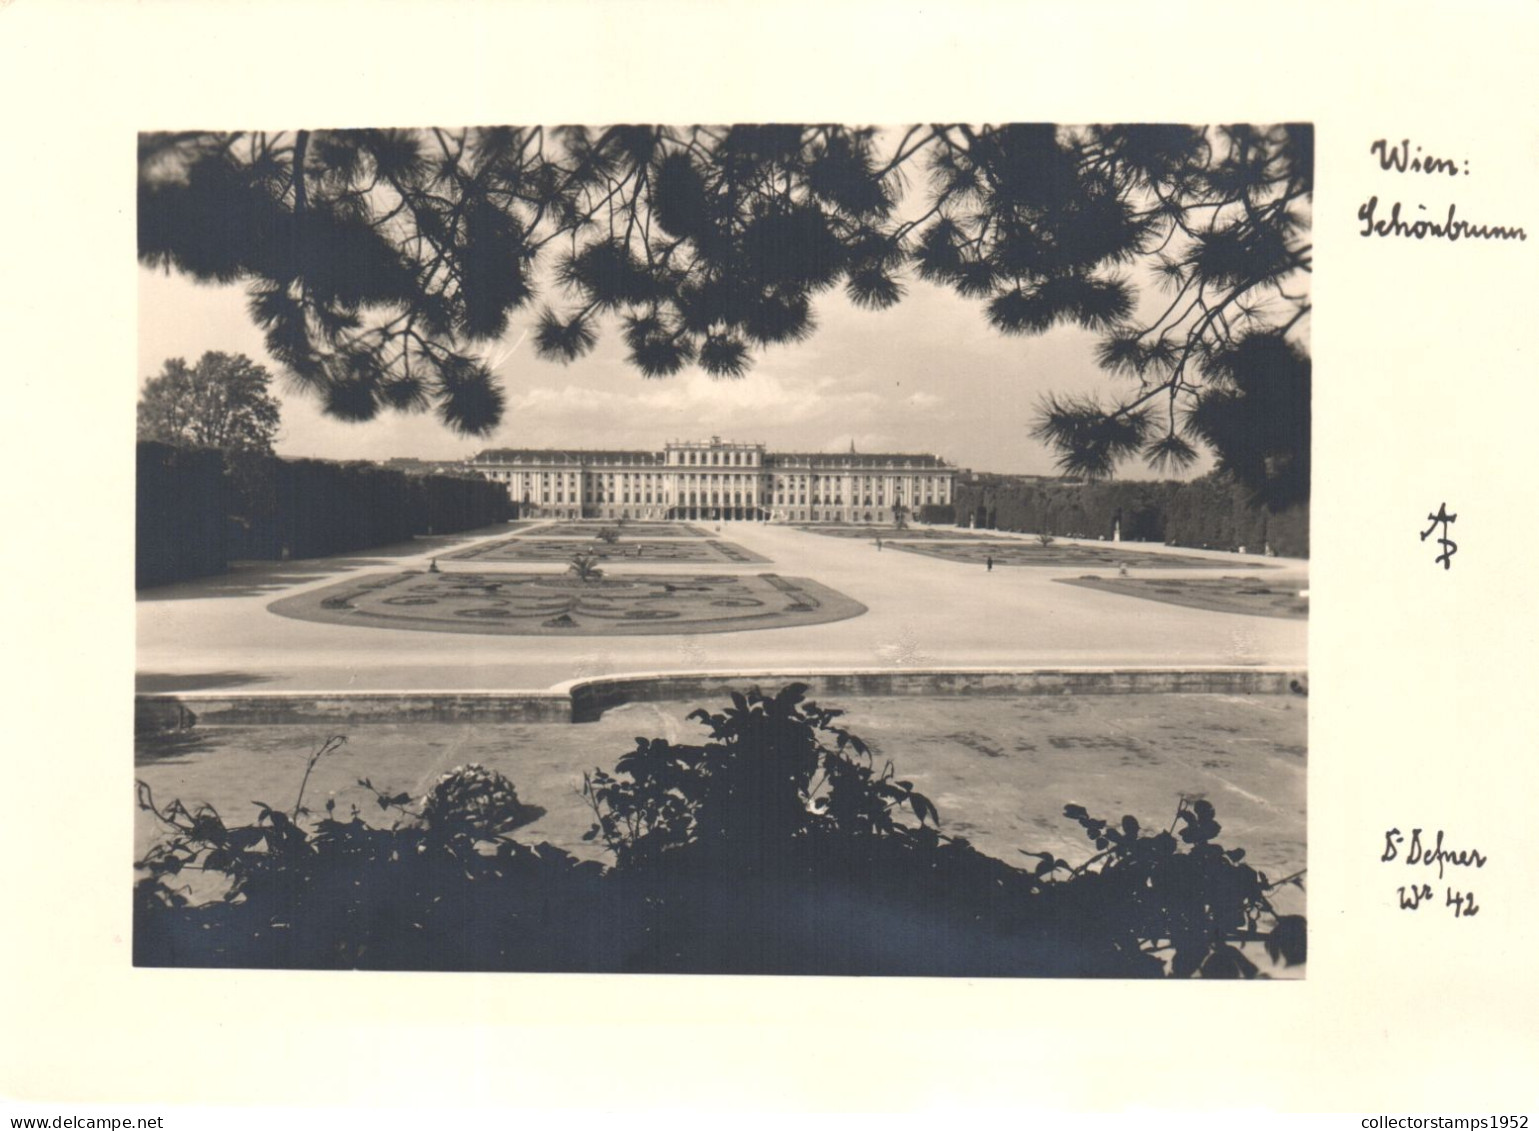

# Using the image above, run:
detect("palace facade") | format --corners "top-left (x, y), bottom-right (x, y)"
top-left (465, 437), bottom-right (956, 523)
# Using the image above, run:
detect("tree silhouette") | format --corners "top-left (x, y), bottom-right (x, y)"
top-left (139, 124), bottom-right (1310, 506)
top-left (136, 351), bottom-right (282, 454)
top-left (924, 125), bottom-right (1311, 508)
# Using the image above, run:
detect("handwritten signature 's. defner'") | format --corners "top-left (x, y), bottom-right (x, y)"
top-left (1382, 827), bottom-right (1487, 879)
top-left (1382, 828), bottom-right (1487, 919)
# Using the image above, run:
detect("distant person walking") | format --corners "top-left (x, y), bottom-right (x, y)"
top-left (986, 555), bottom-right (993, 572)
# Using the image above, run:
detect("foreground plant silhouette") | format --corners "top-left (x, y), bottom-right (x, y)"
top-left (581, 684), bottom-right (941, 867)
top-left (135, 687), bottom-right (1305, 976)
top-left (1025, 799), bottom-right (1306, 977)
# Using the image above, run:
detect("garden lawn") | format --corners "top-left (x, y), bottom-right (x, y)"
top-left (1056, 576), bottom-right (1309, 619)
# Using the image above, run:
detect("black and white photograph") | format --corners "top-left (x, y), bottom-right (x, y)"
top-left (133, 122), bottom-right (1311, 979)
top-left (5, 0), bottom-right (1538, 1122)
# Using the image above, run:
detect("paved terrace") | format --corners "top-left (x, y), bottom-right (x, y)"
top-left (136, 521), bottom-right (1308, 694)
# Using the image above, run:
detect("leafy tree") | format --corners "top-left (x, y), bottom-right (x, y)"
top-left (137, 350), bottom-right (282, 454)
top-left (139, 124), bottom-right (1310, 504)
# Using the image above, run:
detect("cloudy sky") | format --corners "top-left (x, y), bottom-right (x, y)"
top-left (138, 124), bottom-right (1253, 479)
top-left (139, 261), bottom-right (1225, 479)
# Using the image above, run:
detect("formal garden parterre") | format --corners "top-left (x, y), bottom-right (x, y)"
top-left (1056, 576), bottom-right (1308, 620)
top-left (792, 524), bottom-right (1010, 540)
top-left (884, 540), bottom-right (1267, 569)
top-left (268, 570), bottom-right (866, 635)
top-left (448, 537), bottom-right (769, 564)
top-left (520, 521), bottom-right (712, 538)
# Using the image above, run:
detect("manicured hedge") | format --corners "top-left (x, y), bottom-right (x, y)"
top-left (226, 457), bottom-right (414, 560)
top-left (226, 455), bottom-right (510, 559)
top-left (138, 443), bottom-right (511, 586)
top-left (408, 473), bottom-right (511, 537)
top-left (952, 472), bottom-right (1309, 557)
top-left (136, 442), bottom-right (228, 587)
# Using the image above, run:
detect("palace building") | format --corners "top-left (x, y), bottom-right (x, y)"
top-left (464, 436), bottom-right (956, 524)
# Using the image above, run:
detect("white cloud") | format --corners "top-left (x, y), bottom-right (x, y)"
top-left (502, 369), bottom-right (887, 442)
top-left (826, 432), bottom-right (896, 452)
top-left (139, 264), bottom-right (1219, 477)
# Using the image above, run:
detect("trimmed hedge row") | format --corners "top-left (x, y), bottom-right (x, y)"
top-left (137, 443), bottom-right (510, 587)
top-left (951, 472), bottom-right (1309, 558)
top-left (225, 456), bottom-right (413, 560)
top-left (138, 442), bottom-right (228, 588)
top-left (412, 473), bottom-right (511, 538)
